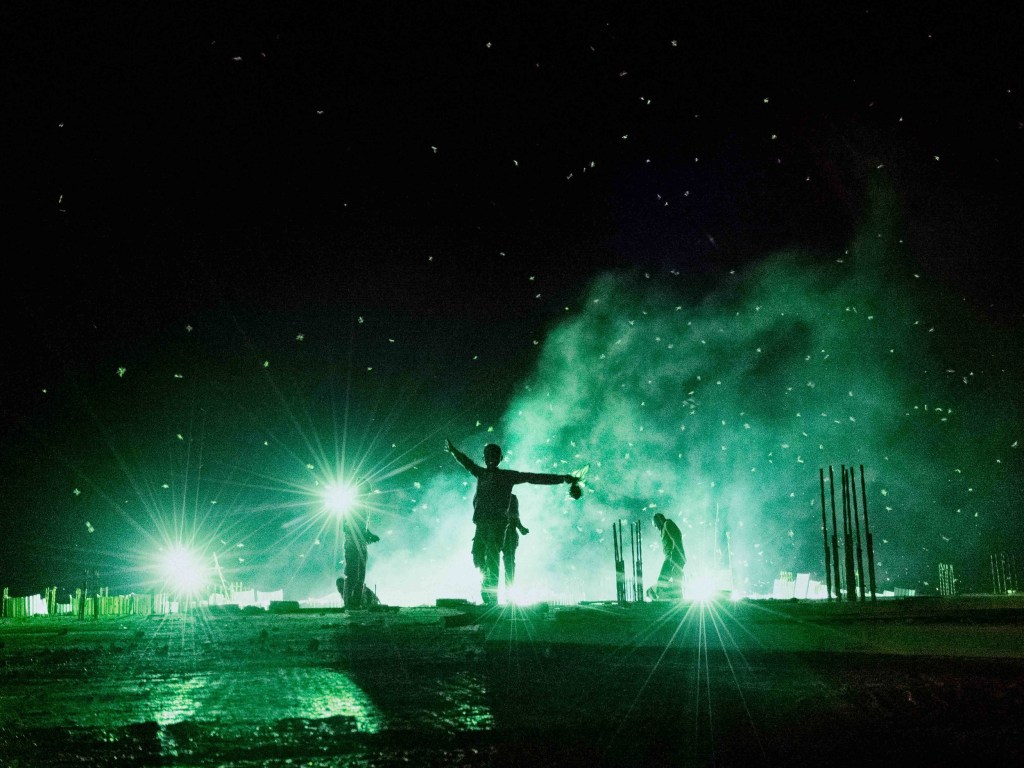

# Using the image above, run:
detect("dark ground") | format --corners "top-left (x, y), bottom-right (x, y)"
top-left (1, 598), bottom-right (1023, 767)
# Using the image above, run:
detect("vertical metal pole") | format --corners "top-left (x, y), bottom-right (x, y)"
top-left (613, 521), bottom-right (619, 601)
top-left (860, 465), bottom-right (877, 601)
top-left (820, 468), bottom-right (833, 600)
top-left (613, 521), bottom-right (625, 603)
top-left (634, 522), bottom-right (641, 602)
top-left (629, 522), bottom-right (635, 602)
top-left (828, 465), bottom-right (842, 601)
top-left (850, 465), bottom-right (866, 601)
top-left (636, 522), bottom-right (644, 601)
top-left (842, 465), bottom-right (857, 601)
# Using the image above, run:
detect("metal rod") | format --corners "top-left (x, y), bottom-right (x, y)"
top-left (630, 521), bottom-right (637, 602)
top-left (842, 465), bottom-right (857, 601)
top-left (613, 521), bottom-right (625, 603)
top-left (635, 522), bottom-right (641, 602)
top-left (860, 465), bottom-right (877, 601)
top-left (820, 467), bottom-right (833, 600)
top-left (828, 465), bottom-right (842, 601)
top-left (636, 522), bottom-right (644, 601)
top-left (850, 464), bottom-right (866, 601)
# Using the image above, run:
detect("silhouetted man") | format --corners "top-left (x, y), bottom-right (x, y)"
top-left (341, 491), bottom-right (380, 610)
top-left (652, 512), bottom-right (686, 600)
top-left (500, 494), bottom-right (530, 591)
top-left (446, 438), bottom-right (577, 604)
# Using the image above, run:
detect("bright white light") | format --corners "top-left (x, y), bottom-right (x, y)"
top-left (686, 573), bottom-right (719, 603)
top-left (324, 483), bottom-right (358, 515)
top-left (160, 546), bottom-right (208, 596)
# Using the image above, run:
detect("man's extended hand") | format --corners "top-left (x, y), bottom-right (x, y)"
top-left (445, 438), bottom-right (455, 454)
top-left (366, 532), bottom-right (381, 544)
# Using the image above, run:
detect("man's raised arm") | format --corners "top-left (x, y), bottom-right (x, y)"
top-left (446, 438), bottom-right (479, 474)
top-left (512, 470), bottom-right (578, 486)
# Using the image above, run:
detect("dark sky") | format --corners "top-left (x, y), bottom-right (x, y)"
top-left (3, 2), bottom-right (1022, 597)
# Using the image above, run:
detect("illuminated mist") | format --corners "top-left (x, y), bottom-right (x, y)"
top-left (372, 198), bottom-right (1023, 605)
top-left (28, 197), bottom-right (1020, 607)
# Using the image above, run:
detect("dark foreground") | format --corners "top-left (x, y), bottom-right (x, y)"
top-left (1, 598), bottom-right (1022, 767)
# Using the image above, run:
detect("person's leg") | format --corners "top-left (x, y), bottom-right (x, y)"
top-left (481, 550), bottom-right (499, 604)
top-left (657, 558), bottom-right (683, 599)
top-left (656, 558), bottom-right (676, 599)
top-left (480, 528), bottom-right (501, 604)
top-left (354, 553), bottom-right (367, 607)
top-left (344, 546), bottom-right (366, 609)
top-left (472, 530), bottom-right (486, 570)
top-left (503, 544), bottom-right (517, 589)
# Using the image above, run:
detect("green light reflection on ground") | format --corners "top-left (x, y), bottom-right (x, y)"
top-left (149, 669), bottom-right (384, 733)
top-left (151, 675), bottom-right (208, 725)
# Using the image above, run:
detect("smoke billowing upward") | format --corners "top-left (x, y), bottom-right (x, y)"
top-left (374, 196), bottom-right (1022, 604)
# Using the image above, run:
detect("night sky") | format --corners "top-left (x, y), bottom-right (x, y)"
top-left (3, 2), bottom-right (1022, 601)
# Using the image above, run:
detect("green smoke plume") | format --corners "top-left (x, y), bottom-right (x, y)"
top-left (488, 195), bottom-right (1023, 599)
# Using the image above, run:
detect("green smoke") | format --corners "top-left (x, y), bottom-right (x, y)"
top-left (493, 195), bottom-right (1023, 598)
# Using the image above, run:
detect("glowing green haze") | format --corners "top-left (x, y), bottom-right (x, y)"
top-left (373, 196), bottom-right (1022, 604)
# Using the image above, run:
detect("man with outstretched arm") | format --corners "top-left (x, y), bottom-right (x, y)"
top-left (446, 438), bottom-right (577, 604)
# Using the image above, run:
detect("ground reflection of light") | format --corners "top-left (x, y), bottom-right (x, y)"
top-left (500, 583), bottom-right (554, 606)
top-left (605, 595), bottom-right (770, 764)
top-left (149, 669), bottom-right (384, 733)
top-left (151, 675), bottom-right (208, 725)
top-left (299, 670), bottom-right (385, 733)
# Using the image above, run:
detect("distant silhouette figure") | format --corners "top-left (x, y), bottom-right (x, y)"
top-left (651, 512), bottom-right (686, 600)
top-left (500, 494), bottom-right (530, 591)
top-left (447, 438), bottom-right (577, 604)
top-left (341, 489), bottom-right (380, 610)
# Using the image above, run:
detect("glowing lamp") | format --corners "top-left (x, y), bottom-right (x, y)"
top-left (160, 546), bottom-right (208, 596)
top-left (687, 574), bottom-right (719, 603)
top-left (323, 483), bottom-right (358, 515)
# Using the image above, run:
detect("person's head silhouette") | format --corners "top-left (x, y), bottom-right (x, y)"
top-left (483, 443), bottom-right (503, 468)
top-left (653, 512), bottom-right (666, 530)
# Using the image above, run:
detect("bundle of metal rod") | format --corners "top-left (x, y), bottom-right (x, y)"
top-left (938, 563), bottom-right (956, 596)
top-left (819, 468), bottom-right (834, 600)
top-left (991, 552), bottom-right (1018, 594)
top-left (821, 463), bottom-right (879, 602)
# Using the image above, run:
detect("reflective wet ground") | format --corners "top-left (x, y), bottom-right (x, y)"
top-left (2, 602), bottom-right (1023, 766)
